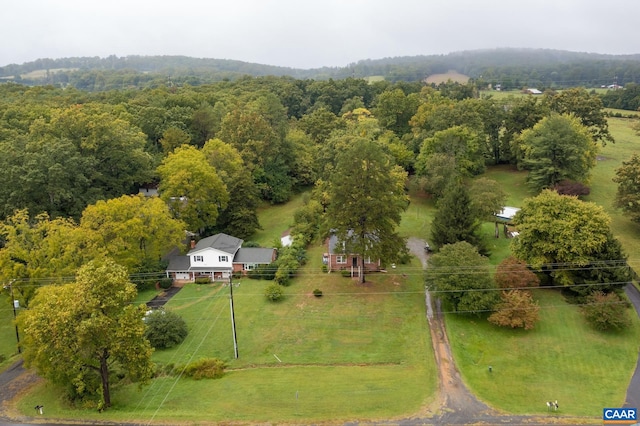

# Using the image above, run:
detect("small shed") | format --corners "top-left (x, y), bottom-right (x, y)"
top-left (494, 207), bottom-right (521, 238)
top-left (495, 207), bottom-right (520, 222)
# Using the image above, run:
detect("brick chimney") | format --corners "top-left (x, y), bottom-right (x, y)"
top-left (190, 239), bottom-right (196, 249)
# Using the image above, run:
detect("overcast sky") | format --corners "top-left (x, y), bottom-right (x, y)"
top-left (2, 0), bottom-right (638, 69)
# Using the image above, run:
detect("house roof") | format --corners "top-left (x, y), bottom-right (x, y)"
top-left (233, 248), bottom-right (275, 264)
top-left (166, 255), bottom-right (191, 271)
top-left (327, 231), bottom-right (378, 254)
top-left (190, 233), bottom-right (243, 255)
top-left (495, 206), bottom-right (520, 221)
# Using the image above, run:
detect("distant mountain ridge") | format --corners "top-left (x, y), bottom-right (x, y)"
top-left (2, 48), bottom-right (640, 88)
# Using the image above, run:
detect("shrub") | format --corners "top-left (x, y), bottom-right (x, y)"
top-left (144, 310), bottom-right (188, 349)
top-left (265, 283), bottom-right (283, 301)
top-left (313, 289), bottom-right (323, 297)
top-left (194, 277), bottom-right (211, 284)
top-left (183, 358), bottom-right (226, 380)
top-left (133, 278), bottom-right (156, 292)
top-left (341, 270), bottom-right (352, 278)
top-left (582, 291), bottom-right (631, 331)
top-left (248, 264), bottom-right (277, 280)
top-left (158, 277), bottom-right (173, 289)
top-left (553, 180), bottom-right (590, 197)
top-left (321, 264), bottom-right (328, 273)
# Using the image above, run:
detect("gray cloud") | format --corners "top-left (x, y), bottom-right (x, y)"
top-left (2, 0), bottom-right (638, 68)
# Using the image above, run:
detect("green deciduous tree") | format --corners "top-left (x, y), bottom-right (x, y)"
top-left (79, 195), bottom-right (186, 273)
top-left (426, 241), bottom-right (498, 314)
top-left (374, 89), bottom-right (420, 137)
top-left (202, 138), bottom-right (261, 238)
top-left (160, 126), bottom-right (191, 154)
top-left (511, 190), bottom-right (612, 287)
top-left (416, 126), bottom-right (486, 184)
top-left (325, 138), bottom-right (408, 283)
top-left (0, 210), bottom-right (95, 307)
top-left (582, 291), bottom-right (631, 331)
top-left (613, 153), bottom-right (640, 222)
top-left (157, 145), bottom-right (229, 234)
top-left (468, 177), bottom-right (507, 222)
top-left (502, 95), bottom-right (548, 164)
top-left (18, 259), bottom-right (154, 409)
top-left (518, 114), bottom-right (597, 192)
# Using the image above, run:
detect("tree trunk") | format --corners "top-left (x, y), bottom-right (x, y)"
top-left (359, 256), bottom-right (365, 284)
top-left (99, 349), bottom-right (111, 408)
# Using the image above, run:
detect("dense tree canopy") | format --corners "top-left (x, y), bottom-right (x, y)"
top-left (157, 145), bottom-right (229, 234)
top-left (0, 210), bottom-right (90, 307)
top-left (79, 195), bottom-right (186, 272)
top-left (18, 259), bottom-right (154, 409)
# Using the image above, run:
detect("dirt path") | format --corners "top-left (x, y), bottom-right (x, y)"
top-left (406, 239), bottom-right (580, 425)
top-left (407, 238), bottom-right (494, 420)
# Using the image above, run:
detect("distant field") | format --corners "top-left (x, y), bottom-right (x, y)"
top-left (20, 68), bottom-right (77, 79)
top-left (425, 70), bottom-right (469, 84)
top-left (364, 75), bottom-right (385, 83)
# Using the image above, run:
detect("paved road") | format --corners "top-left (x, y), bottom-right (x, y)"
top-left (624, 283), bottom-right (640, 409)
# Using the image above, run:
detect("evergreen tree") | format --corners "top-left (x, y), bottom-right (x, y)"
top-left (431, 181), bottom-right (482, 250)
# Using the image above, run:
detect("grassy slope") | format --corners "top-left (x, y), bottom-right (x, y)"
top-left (446, 289), bottom-right (640, 416)
top-left (17, 248), bottom-right (437, 424)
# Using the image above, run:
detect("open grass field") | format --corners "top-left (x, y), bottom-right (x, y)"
top-left (586, 116), bottom-right (640, 261)
top-left (250, 191), bottom-right (308, 246)
top-left (425, 71), bottom-right (469, 84)
top-left (17, 249), bottom-right (437, 424)
top-left (446, 289), bottom-right (640, 416)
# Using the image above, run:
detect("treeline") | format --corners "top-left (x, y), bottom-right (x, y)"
top-left (0, 75), bottom-right (615, 236)
top-left (2, 48), bottom-right (640, 89)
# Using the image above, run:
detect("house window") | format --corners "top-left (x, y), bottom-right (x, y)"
top-left (244, 263), bottom-right (255, 271)
top-left (218, 255), bottom-right (228, 262)
top-left (364, 257), bottom-right (371, 264)
top-left (336, 255), bottom-right (346, 264)
top-left (193, 255), bottom-right (204, 262)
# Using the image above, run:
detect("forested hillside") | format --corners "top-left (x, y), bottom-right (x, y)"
top-left (2, 48), bottom-right (640, 90)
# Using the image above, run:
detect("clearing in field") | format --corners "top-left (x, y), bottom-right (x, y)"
top-left (424, 70), bottom-right (469, 84)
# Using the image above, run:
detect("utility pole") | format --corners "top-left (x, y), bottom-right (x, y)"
top-left (4, 280), bottom-right (20, 353)
top-left (228, 272), bottom-right (238, 359)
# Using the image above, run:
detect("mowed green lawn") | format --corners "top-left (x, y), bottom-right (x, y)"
top-left (446, 289), bottom-right (640, 416)
top-left (18, 249), bottom-right (437, 424)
